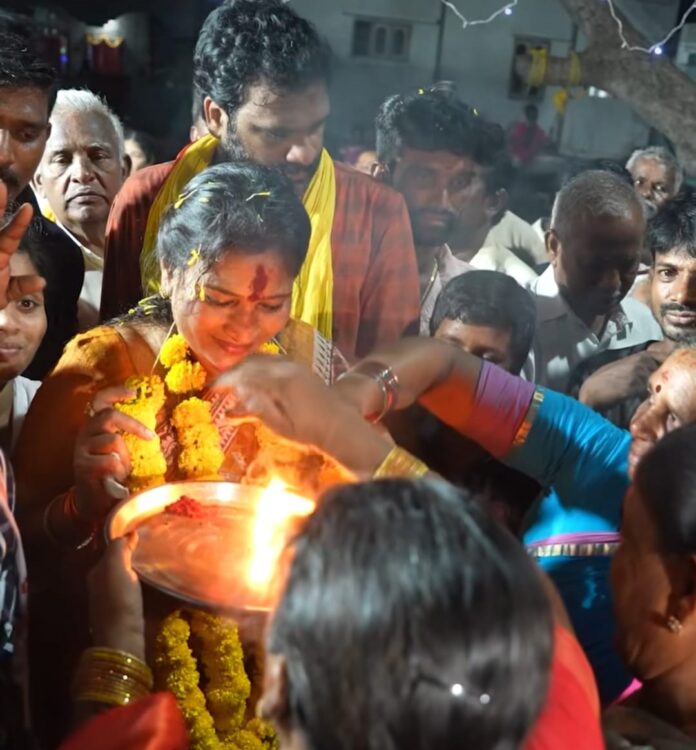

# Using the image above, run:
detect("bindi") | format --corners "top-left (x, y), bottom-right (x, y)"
top-left (248, 264), bottom-right (269, 302)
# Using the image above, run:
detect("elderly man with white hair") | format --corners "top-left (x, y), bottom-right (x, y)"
top-left (626, 146), bottom-right (684, 218)
top-left (34, 89), bottom-right (128, 329)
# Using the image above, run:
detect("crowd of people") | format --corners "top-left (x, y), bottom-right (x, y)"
top-left (0, 0), bottom-right (695, 747)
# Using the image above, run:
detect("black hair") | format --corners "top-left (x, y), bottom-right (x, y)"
top-left (193, 0), bottom-right (332, 119)
top-left (125, 162), bottom-right (310, 326)
top-left (0, 31), bottom-right (57, 113)
top-left (191, 87), bottom-right (204, 125)
top-left (375, 87), bottom-right (511, 194)
top-left (524, 103), bottom-right (538, 120)
top-left (429, 271), bottom-right (536, 374)
top-left (269, 478), bottom-right (553, 750)
top-left (634, 422), bottom-right (696, 555)
top-left (647, 187), bottom-right (696, 261)
top-left (157, 161), bottom-right (310, 276)
top-left (124, 128), bottom-right (157, 166)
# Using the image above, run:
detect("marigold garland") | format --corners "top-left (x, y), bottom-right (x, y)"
top-left (259, 341), bottom-right (281, 355)
top-left (160, 335), bottom-right (189, 368)
top-left (114, 334), bottom-right (222, 491)
top-left (115, 333), bottom-right (281, 492)
top-left (154, 609), bottom-right (277, 750)
top-left (166, 359), bottom-right (208, 395)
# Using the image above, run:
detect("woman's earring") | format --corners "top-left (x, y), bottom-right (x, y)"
top-left (667, 615), bottom-right (683, 634)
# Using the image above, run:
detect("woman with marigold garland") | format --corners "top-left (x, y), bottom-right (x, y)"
top-left (13, 163), bottom-right (349, 746)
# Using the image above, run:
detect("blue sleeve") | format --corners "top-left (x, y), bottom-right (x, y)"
top-left (506, 389), bottom-right (631, 527)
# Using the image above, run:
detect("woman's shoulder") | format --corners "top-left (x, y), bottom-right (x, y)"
top-left (55, 323), bottom-right (161, 379)
top-left (58, 325), bottom-right (129, 368)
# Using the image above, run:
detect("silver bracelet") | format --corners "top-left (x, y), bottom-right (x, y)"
top-left (339, 361), bottom-right (400, 423)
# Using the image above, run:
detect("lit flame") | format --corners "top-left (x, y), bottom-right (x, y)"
top-left (247, 478), bottom-right (315, 595)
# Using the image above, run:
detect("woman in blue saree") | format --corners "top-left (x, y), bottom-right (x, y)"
top-left (214, 340), bottom-right (696, 704)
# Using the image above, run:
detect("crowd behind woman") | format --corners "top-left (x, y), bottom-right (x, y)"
top-left (0, 5), bottom-right (695, 750)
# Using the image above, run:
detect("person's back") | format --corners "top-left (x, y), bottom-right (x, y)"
top-left (100, 0), bottom-right (419, 358)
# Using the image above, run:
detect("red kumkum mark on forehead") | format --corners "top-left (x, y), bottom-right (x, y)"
top-left (248, 264), bottom-right (269, 302)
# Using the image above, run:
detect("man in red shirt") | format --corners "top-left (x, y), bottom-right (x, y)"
top-left (99, 0), bottom-right (419, 359)
top-left (508, 104), bottom-right (549, 167)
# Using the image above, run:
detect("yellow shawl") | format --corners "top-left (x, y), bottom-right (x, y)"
top-left (140, 135), bottom-right (335, 339)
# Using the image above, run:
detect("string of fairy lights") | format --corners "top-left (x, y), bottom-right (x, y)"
top-left (605, 0), bottom-right (696, 55)
top-left (440, 0), bottom-right (696, 56)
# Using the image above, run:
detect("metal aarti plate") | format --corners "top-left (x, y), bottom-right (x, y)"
top-left (107, 481), bottom-right (303, 612)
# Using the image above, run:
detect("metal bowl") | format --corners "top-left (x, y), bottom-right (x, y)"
top-left (107, 480), bottom-right (308, 613)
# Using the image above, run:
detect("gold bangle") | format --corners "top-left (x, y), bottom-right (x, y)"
top-left (373, 447), bottom-right (429, 479)
top-left (43, 489), bottom-right (96, 550)
top-left (73, 647), bottom-right (153, 707)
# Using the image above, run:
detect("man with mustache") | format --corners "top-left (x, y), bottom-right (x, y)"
top-left (373, 87), bottom-right (537, 333)
top-left (0, 32), bottom-right (83, 377)
top-left (579, 191), bottom-right (696, 425)
top-left (99, 0), bottom-right (419, 359)
top-left (34, 89), bottom-right (128, 330)
top-left (525, 170), bottom-right (662, 393)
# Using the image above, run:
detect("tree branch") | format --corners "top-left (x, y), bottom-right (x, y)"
top-left (513, 0), bottom-right (696, 174)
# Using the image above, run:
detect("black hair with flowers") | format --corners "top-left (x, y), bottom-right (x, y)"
top-left (156, 162), bottom-right (310, 279)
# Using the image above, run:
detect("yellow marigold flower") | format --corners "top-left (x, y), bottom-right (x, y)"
top-left (126, 374), bottom-right (166, 410)
top-left (178, 422), bottom-right (220, 448)
top-left (172, 397), bottom-right (213, 430)
top-left (245, 719), bottom-right (278, 750)
top-left (259, 340), bottom-right (280, 354)
top-left (128, 474), bottom-right (165, 495)
top-left (160, 333), bottom-right (189, 368)
top-left (166, 360), bottom-right (207, 394)
top-left (232, 730), bottom-right (266, 750)
top-left (116, 375), bottom-right (165, 428)
top-left (117, 401), bottom-right (157, 431)
top-left (178, 441), bottom-right (224, 478)
top-left (124, 433), bottom-right (167, 478)
top-left (156, 609), bottom-right (266, 750)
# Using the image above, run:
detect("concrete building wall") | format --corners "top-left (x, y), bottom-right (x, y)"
top-left (291, 0), bottom-right (682, 159)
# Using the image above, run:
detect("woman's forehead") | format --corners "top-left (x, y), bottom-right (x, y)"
top-left (652, 351), bottom-right (696, 411)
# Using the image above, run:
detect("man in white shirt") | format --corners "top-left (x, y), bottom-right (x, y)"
top-left (372, 86), bottom-right (537, 333)
top-left (525, 170), bottom-right (662, 393)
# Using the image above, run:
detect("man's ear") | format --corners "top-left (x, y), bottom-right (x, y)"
top-left (204, 96), bottom-right (227, 140)
top-left (122, 153), bottom-right (132, 179)
top-left (485, 188), bottom-right (508, 223)
top-left (33, 169), bottom-right (45, 195)
top-left (372, 161), bottom-right (390, 184)
top-left (547, 228), bottom-right (561, 268)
